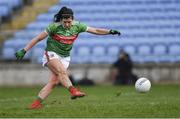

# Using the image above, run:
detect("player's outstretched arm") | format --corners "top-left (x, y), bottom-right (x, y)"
top-left (15, 31), bottom-right (48, 60)
top-left (86, 27), bottom-right (121, 36)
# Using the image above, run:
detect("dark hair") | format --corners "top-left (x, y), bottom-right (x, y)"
top-left (54, 6), bottom-right (74, 22)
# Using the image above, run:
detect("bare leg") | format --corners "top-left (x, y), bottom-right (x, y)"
top-left (38, 71), bottom-right (58, 100)
top-left (46, 59), bottom-right (73, 88)
top-left (46, 59), bottom-right (85, 99)
top-left (29, 71), bottom-right (58, 109)
top-left (30, 59), bottom-right (76, 109)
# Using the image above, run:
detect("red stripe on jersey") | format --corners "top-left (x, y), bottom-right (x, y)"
top-left (52, 34), bottom-right (78, 44)
top-left (45, 51), bottom-right (50, 62)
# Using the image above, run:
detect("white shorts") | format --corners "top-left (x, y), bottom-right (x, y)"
top-left (42, 51), bottom-right (70, 69)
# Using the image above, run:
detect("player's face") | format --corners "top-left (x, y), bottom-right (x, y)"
top-left (62, 18), bottom-right (73, 29)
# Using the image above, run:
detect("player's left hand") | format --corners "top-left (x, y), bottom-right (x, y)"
top-left (109, 29), bottom-right (121, 36)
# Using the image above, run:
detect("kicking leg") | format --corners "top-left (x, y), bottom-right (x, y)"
top-left (47, 59), bottom-right (86, 99)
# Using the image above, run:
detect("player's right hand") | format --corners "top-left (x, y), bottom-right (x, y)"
top-left (15, 49), bottom-right (26, 60)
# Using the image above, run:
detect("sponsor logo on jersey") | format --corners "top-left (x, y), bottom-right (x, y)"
top-left (52, 34), bottom-right (78, 44)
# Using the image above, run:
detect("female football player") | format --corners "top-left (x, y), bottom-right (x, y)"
top-left (15, 6), bottom-right (120, 109)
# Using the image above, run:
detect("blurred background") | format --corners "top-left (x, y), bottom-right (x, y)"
top-left (0, 0), bottom-right (180, 86)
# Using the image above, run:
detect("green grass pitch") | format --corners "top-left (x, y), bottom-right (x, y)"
top-left (0, 85), bottom-right (180, 118)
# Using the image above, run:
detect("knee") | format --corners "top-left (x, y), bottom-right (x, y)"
top-left (56, 70), bottom-right (67, 77)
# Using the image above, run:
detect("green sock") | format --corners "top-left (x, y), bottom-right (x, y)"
top-left (36, 96), bottom-right (43, 103)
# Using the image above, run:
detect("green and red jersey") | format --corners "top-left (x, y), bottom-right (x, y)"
top-left (45, 21), bottom-right (87, 57)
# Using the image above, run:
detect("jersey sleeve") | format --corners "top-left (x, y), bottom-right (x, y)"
top-left (77, 22), bottom-right (88, 33)
top-left (45, 23), bottom-right (57, 36)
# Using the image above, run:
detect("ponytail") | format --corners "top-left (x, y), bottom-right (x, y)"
top-left (54, 13), bottom-right (61, 22)
top-left (54, 6), bottom-right (74, 22)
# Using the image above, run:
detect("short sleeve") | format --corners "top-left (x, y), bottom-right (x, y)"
top-left (78, 22), bottom-right (87, 33)
top-left (45, 23), bottom-right (57, 36)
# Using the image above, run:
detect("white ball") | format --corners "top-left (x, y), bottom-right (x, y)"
top-left (135, 77), bottom-right (151, 93)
